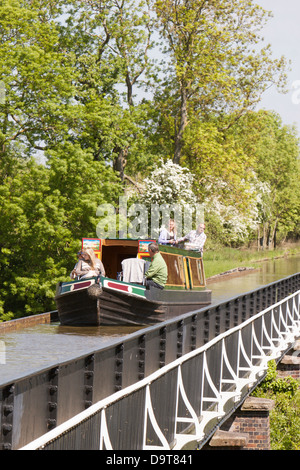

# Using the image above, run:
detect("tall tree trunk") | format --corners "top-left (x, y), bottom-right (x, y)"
top-left (262, 222), bottom-right (268, 250)
top-left (126, 72), bottom-right (134, 107)
top-left (269, 219), bottom-right (278, 250)
top-left (173, 86), bottom-right (188, 165)
top-left (113, 146), bottom-right (128, 181)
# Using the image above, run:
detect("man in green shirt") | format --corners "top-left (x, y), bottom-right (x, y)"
top-left (145, 243), bottom-right (168, 289)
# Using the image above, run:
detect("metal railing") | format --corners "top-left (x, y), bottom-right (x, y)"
top-left (21, 288), bottom-right (300, 450)
top-left (1, 273), bottom-right (299, 450)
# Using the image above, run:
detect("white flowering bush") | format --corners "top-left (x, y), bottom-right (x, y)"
top-left (206, 199), bottom-right (259, 243)
top-left (135, 160), bottom-right (199, 238)
top-left (138, 160), bottom-right (270, 245)
top-left (141, 159), bottom-right (196, 205)
top-left (205, 176), bottom-right (271, 244)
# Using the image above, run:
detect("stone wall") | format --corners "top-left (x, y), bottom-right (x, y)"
top-left (203, 397), bottom-right (274, 451)
top-left (277, 340), bottom-right (300, 379)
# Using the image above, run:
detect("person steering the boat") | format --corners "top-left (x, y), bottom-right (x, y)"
top-left (145, 243), bottom-right (168, 289)
top-left (175, 223), bottom-right (206, 253)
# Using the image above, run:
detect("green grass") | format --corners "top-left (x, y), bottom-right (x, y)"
top-left (203, 245), bottom-right (300, 279)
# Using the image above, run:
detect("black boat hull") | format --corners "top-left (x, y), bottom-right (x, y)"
top-left (55, 279), bottom-right (211, 326)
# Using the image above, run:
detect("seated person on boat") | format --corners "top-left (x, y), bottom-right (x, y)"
top-left (70, 250), bottom-right (84, 279)
top-left (175, 223), bottom-right (206, 253)
top-left (144, 243), bottom-right (168, 290)
top-left (158, 219), bottom-right (177, 245)
top-left (70, 248), bottom-right (106, 279)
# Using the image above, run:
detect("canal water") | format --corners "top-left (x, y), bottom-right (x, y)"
top-left (1, 255), bottom-right (299, 385)
top-left (209, 254), bottom-right (300, 305)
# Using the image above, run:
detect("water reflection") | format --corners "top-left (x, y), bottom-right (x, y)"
top-left (0, 255), bottom-right (299, 384)
top-left (55, 324), bottom-right (142, 337)
top-left (208, 254), bottom-right (300, 305)
top-left (0, 323), bottom-right (144, 384)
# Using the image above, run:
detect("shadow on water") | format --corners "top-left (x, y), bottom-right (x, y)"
top-left (0, 255), bottom-right (299, 384)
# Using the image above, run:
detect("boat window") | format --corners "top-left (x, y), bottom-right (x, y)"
top-left (187, 257), bottom-right (205, 287)
top-left (161, 252), bottom-right (186, 287)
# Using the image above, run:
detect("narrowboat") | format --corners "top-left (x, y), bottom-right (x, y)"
top-left (55, 238), bottom-right (211, 326)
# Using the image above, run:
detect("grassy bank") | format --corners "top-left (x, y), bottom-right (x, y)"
top-left (204, 244), bottom-right (300, 279)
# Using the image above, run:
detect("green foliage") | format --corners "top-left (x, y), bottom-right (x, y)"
top-left (253, 360), bottom-right (298, 397)
top-left (0, 145), bottom-right (122, 320)
top-left (153, 0), bottom-right (288, 163)
top-left (0, 0), bottom-right (76, 154)
top-left (203, 246), bottom-right (300, 278)
top-left (269, 392), bottom-right (300, 450)
top-left (232, 111), bottom-right (300, 247)
top-left (252, 361), bottom-right (300, 450)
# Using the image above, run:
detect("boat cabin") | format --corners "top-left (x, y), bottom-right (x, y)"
top-left (82, 238), bottom-right (206, 290)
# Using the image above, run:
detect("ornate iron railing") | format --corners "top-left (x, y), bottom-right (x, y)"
top-left (21, 288), bottom-right (300, 450)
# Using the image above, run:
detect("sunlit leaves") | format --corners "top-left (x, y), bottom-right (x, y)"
top-left (153, 0), bottom-right (288, 162)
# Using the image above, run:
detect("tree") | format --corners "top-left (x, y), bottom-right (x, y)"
top-left (0, 0), bottom-right (76, 157)
top-left (141, 158), bottom-right (195, 205)
top-left (232, 111), bottom-right (300, 248)
top-left (58, 0), bottom-right (157, 180)
top-left (153, 0), bottom-right (288, 163)
top-left (47, 141), bottom-right (122, 239)
top-left (0, 156), bottom-right (67, 318)
top-left (0, 143), bottom-right (122, 320)
top-left (136, 159), bottom-right (201, 238)
top-left (182, 119), bottom-right (256, 210)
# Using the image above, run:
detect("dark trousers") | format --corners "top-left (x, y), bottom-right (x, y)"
top-left (145, 279), bottom-right (164, 290)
